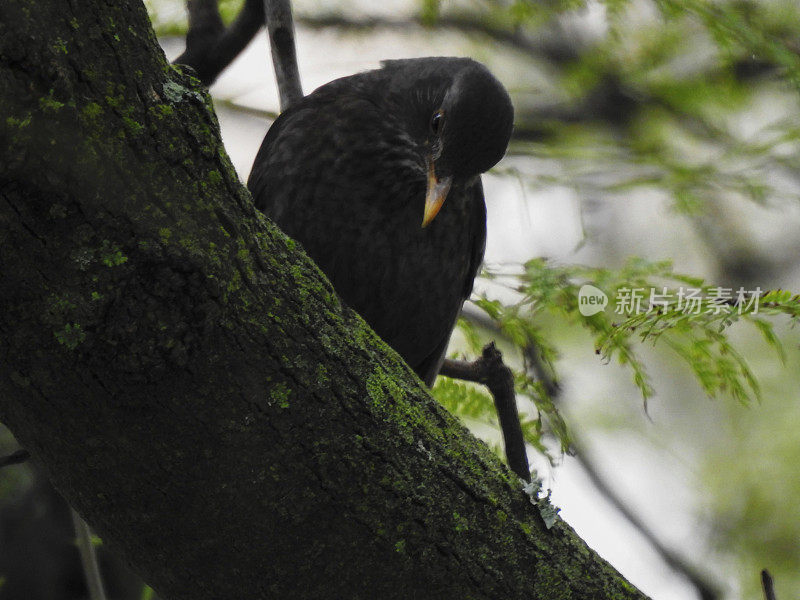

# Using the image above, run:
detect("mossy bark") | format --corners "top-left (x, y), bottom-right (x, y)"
top-left (0, 1), bottom-right (649, 599)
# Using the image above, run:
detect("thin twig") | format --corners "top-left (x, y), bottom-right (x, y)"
top-left (572, 439), bottom-right (722, 600)
top-left (174, 0), bottom-right (265, 86)
top-left (440, 343), bottom-right (531, 482)
top-left (520, 339), bottom-right (561, 399)
top-left (71, 509), bottom-right (108, 600)
top-left (461, 304), bottom-right (561, 398)
top-left (762, 569), bottom-right (777, 600)
top-left (264, 0), bottom-right (303, 110)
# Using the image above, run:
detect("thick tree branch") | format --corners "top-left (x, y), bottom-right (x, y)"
top-left (0, 1), bottom-right (647, 598)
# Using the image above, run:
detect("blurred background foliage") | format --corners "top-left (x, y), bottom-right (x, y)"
top-left (3, 0), bottom-right (800, 599)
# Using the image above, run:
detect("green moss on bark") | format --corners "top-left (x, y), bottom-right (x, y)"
top-left (0, 0), bottom-right (649, 598)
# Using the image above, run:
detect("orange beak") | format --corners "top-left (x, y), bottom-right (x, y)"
top-left (422, 159), bottom-right (452, 228)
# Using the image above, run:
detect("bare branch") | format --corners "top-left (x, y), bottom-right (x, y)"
top-left (0, 448), bottom-right (30, 468)
top-left (573, 440), bottom-right (723, 600)
top-left (186, 0), bottom-right (224, 43)
top-left (174, 0), bottom-right (265, 86)
top-left (762, 570), bottom-right (777, 600)
top-left (440, 343), bottom-right (531, 482)
top-left (461, 304), bottom-right (561, 398)
top-left (264, 0), bottom-right (303, 110)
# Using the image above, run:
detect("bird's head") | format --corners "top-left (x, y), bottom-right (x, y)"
top-left (381, 57), bottom-right (514, 226)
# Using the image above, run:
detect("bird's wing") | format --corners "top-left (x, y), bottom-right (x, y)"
top-left (414, 332), bottom-right (452, 388)
top-left (246, 102), bottom-right (314, 213)
top-left (463, 178), bottom-right (487, 301)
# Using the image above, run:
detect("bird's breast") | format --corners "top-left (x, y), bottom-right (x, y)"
top-left (250, 98), bottom-right (481, 370)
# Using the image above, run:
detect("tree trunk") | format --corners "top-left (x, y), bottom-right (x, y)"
top-left (0, 1), bottom-right (648, 598)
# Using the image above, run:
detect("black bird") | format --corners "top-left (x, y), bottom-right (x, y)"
top-left (248, 57), bottom-right (514, 386)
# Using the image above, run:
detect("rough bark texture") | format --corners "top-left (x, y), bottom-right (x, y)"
top-left (0, 1), bottom-right (648, 599)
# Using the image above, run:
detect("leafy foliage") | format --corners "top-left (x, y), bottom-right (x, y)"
top-left (494, 0), bottom-right (800, 247)
top-left (445, 258), bottom-right (799, 460)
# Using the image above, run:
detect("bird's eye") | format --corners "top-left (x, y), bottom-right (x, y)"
top-left (430, 110), bottom-right (444, 135)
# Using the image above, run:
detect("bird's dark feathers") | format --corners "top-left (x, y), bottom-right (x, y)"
top-left (248, 57), bottom-right (511, 386)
